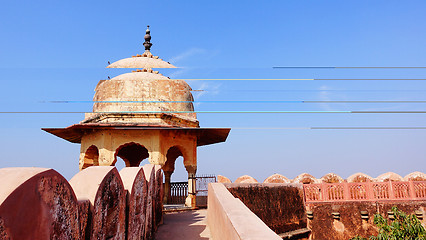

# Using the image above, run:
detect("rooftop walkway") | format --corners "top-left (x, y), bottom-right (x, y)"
top-left (156, 209), bottom-right (211, 240)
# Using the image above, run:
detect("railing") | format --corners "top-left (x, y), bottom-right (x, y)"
top-left (196, 174), bottom-right (217, 196)
top-left (304, 181), bottom-right (426, 203)
top-left (169, 175), bottom-right (217, 205)
top-left (169, 181), bottom-right (188, 204)
top-left (196, 175), bottom-right (217, 207)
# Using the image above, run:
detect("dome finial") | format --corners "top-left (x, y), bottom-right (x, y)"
top-left (143, 25), bottom-right (153, 51)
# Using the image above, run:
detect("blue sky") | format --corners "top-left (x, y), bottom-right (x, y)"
top-left (1, 0), bottom-right (426, 181)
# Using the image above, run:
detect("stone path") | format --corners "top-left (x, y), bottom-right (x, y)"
top-left (156, 209), bottom-right (211, 240)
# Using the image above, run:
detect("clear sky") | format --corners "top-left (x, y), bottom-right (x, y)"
top-left (1, 0), bottom-right (426, 181)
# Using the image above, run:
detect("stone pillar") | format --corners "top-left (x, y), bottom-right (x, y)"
top-left (185, 166), bottom-right (197, 207)
top-left (99, 148), bottom-right (115, 167)
top-left (163, 170), bottom-right (173, 204)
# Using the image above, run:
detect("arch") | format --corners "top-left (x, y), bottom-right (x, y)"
top-left (217, 175), bottom-right (232, 183)
top-left (375, 172), bottom-right (403, 182)
top-left (293, 173), bottom-right (318, 184)
top-left (404, 171), bottom-right (426, 181)
top-left (82, 145), bottom-right (99, 169)
top-left (235, 175), bottom-right (258, 183)
top-left (347, 172), bottom-right (373, 183)
top-left (163, 145), bottom-right (192, 205)
top-left (163, 145), bottom-right (188, 172)
top-left (320, 173), bottom-right (344, 183)
top-left (264, 174), bottom-right (290, 183)
top-left (114, 142), bottom-right (149, 167)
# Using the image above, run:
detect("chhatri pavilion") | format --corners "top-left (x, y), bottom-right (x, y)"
top-left (43, 26), bottom-right (230, 207)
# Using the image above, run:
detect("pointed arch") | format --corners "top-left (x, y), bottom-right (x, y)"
top-left (163, 145), bottom-right (188, 172)
top-left (293, 173), bottom-right (318, 184)
top-left (347, 172), bottom-right (373, 183)
top-left (264, 174), bottom-right (290, 183)
top-left (114, 142), bottom-right (149, 167)
top-left (320, 173), bottom-right (344, 183)
top-left (82, 145), bottom-right (99, 169)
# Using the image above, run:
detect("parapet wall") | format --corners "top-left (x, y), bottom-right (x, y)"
top-left (225, 183), bottom-right (307, 235)
top-left (213, 176), bottom-right (426, 240)
top-left (218, 171), bottom-right (426, 184)
top-left (306, 201), bottom-right (426, 240)
top-left (207, 183), bottom-right (282, 240)
top-left (0, 165), bottom-right (163, 240)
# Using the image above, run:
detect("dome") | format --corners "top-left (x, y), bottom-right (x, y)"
top-left (109, 71), bottom-right (170, 81)
top-left (90, 71), bottom-right (197, 124)
top-left (107, 51), bottom-right (177, 69)
top-left (83, 27), bottom-right (198, 127)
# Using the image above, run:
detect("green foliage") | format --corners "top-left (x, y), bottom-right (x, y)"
top-left (350, 207), bottom-right (426, 240)
top-left (350, 236), bottom-right (367, 240)
top-left (370, 207), bottom-right (425, 240)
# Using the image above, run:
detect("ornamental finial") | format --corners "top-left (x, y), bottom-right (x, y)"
top-left (143, 25), bottom-right (152, 51)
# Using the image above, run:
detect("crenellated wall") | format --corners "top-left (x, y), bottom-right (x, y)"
top-left (218, 171), bottom-right (426, 184)
top-left (215, 172), bottom-right (426, 240)
top-left (0, 165), bottom-right (164, 240)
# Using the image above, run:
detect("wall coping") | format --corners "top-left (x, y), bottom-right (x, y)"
top-left (207, 183), bottom-right (281, 240)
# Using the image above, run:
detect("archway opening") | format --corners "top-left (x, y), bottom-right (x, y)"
top-left (115, 142), bottom-right (149, 168)
top-left (164, 146), bottom-right (189, 204)
top-left (171, 156), bottom-right (187, 182)
top-left (166, 146), bottom-right (187, 181)
top-left (82, 145), bottom-right (99, 169)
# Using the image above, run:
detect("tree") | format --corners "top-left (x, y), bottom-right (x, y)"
top-left (350, 206), bottom-right (426, 240)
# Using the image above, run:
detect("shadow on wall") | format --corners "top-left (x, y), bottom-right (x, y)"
top-left (0, 165), bottom-right (163, 240)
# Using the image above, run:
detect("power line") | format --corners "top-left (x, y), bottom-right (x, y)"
top-left (40, 100), bottom-right (426, 104)
top-left (181, 78), bottom-right (426, 81)
top-left (273, 66), bottom-right (426, 69)
top-left (2, 110), bottom-right (426, 114)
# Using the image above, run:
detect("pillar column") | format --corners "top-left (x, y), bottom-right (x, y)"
top-left (185, 166), bottom-right (197, 207)
top-left (163, 171), bottom-right (173, 204)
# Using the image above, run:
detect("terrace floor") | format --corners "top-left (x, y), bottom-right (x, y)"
top-left (156, 209), bottom-right (211, 240)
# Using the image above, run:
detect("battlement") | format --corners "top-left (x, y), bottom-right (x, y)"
top-left (0, 165), bottom-right (163, 239)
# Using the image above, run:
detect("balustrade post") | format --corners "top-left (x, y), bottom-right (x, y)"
top-left (408, 181), bottom-right (416, 200)
top-left (322, 183), bottom-right (327, 201)
top-left (343, 182), bottom-right (350, 201)
top-left (163, 171), bottom-right (173, 204)
top-left (367, 180), bottom-right (374, 200)
top-left (389, 181), bottom-right (395, 200)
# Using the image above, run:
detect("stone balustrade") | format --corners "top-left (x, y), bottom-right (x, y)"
top-left (218, 171), bottom-right (426, 184)
top-left (304, 180), bottom-right (426, 202)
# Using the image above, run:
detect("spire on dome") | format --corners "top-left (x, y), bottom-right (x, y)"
top-left (106, 25), bottom-right (177, 68)
top-left (143, 25), bottom-right (153, 51)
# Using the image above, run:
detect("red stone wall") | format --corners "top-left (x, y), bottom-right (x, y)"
top-left (207, 183), bottom-right (282, 240)
top-left (225, 183), bottom-right (307, 235)
top-left (306, 201), bottom-right (426, 240)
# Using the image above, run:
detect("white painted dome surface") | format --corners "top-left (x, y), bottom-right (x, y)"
top-left (107, 54), bottom-right (176, 69)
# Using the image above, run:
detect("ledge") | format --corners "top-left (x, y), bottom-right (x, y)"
top-left (207, 183), bottom-right (281, 240)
